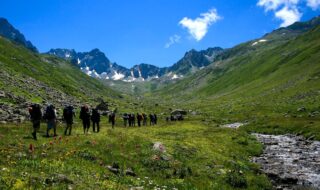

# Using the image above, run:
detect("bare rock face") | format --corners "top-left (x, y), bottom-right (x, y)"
top-left (253, 133), bottom-right (320, 189)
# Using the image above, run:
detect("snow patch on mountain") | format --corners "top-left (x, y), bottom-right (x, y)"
top-left (172, 74), bottom-right (183, 79)
top-left (111, 71), bottom-right (125, 80)
top-left (166, 72), bottom-right (183, 80)
top-left (81, 67), bottom-right (101, 78)
top-left (252, 39), bottom-right (268, 46)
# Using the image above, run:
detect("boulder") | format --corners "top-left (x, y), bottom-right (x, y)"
top-left (96, 101), bottom-right (109, 111)
top-left (55, 174), bottom-right (74, 184)
top-left (107, 165), bottom-right (120, 174)
top-left (153, 142), bottom-right (166, 153)
top-left (125, 168), bottom-right (136, 176)
top-left (297, 107), bottom-right (306, 112)
top-left (0, 91), bottom-right (5, 98)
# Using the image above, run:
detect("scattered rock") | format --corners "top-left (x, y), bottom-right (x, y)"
top-left (107, 165), bottom-right (120, 174)
top-left (125, 168), bottom-right (136, 176)
top-left (130, 187), bottom-right (144, 190)
top-left (221, 122), bottom-right (245, 129)
top-left (153, 142), bottom-right (166, 153)
top-left (297, 107), bottom-right (306, 112)
top-left (107, 162), bottom-right (120, 174)
top-left (0, 91), bottom-right (5, 98)
top-left (55, 174), bottom-right (73, 184)
top-left (96, 100), bottom-right (109, 111)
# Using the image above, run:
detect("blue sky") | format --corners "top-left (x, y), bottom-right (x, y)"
top-left (1, 0), bottom-right (319, 68)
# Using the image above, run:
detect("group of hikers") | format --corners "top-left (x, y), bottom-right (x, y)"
top-left (121, 113), bottom-right (157, 127)
top-left (29, 104), bottom-right (77, 140)
top-left (28, 103), bottom-right (159, 140)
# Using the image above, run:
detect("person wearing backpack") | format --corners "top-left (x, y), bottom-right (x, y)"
top-left (142, 113), bottom-right (147, 126)
top-left (110, 112), bottom-right (116, 129)
top-left (44, 104), bottom-right (57, 137)
top-left (80, 105), bottom-right (90, 134)
top-left (63, 105), bottom-right (75, 135)
top-left (154, 113), bottom-right (158, 125)
top-left (28, 104), bottom-right (42, 140)
top-left (149, 113), bottom-right (154, 126)
top-left (131, 113), bottom-right (135, 127)
top-left (137, 113), bottom-right (143, 127)
top-left (91, 108), bottom-right (100, 133)
top-left (123, 113), bottom-right (129, 127)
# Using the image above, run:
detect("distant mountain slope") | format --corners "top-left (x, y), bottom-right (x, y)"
top-left (153, 17), bottom-right (320, 121)
top-left (0, 18), bottom-right (38, 52)
top-left (47, 47), bottom-right (223, 82)
top-left (168, 47), bottom-right (223, 75)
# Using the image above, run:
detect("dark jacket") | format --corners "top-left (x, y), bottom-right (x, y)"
top-left (91, 109), bottom-right (100, 122)
top-left (80, 107), bottom-right (90, 122)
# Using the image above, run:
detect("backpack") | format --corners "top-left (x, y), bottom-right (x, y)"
top-left (45, 105), bottom-right (56, 120)
top-left (63, 106), bottom-right (74, 120)
top-left (30, 104), bottom-right (42, 120)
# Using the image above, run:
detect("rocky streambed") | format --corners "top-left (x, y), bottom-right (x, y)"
top-left (253, 133), bottom-right (320, 189)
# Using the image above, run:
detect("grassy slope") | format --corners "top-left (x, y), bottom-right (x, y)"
top-left (0, 120), bottom-right (272, 189)
top-left (0, 36), bottom-right (122, 105)
top-left (151, 26), bottom-right (320, 139)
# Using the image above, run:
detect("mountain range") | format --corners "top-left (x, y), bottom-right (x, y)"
top-left (47, 47), bottom-right (224, 82)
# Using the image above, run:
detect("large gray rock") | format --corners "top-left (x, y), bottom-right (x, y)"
top-left (0, 91), bottom-right (5, 98)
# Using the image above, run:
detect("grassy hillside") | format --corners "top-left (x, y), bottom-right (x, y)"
top-left (0, 36), bottom-right (123, 108)
top-left (151, 25), bottom-right (320, 139)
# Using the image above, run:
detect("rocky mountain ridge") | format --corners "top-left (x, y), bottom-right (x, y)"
top-left (47, 47), bottom-right (224, 82)
top-left (0, 18), bottom-right (38, 52)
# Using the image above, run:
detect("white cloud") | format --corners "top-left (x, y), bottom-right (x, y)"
top-left (275, 6), bottom-right (302, 27)
top-left (258, 0), bottom-right (299, 11)
top-left (258, 0), bottom-right (320, 27)
top-left (164, 34), bottom-right (181, 48)
top-left (179, 9), bottom-right (221, 41)
top-left (258, 0), bottom-right (301, 27)
top-left (307, 0), bottom-right (320, 9)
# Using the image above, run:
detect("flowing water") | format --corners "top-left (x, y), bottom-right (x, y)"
top-left (252, 133), bottom-right (320, 189)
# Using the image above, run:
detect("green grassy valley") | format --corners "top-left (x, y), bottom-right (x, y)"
top-left (0, 121), bottom-right (272, 190)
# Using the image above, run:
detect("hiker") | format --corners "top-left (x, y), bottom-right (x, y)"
top-left (91, 108), bottom-right (101, 133)
top-left (142, 113), bottom-right (147, 126)
top-left (149, 113), bottom-right (154, 126)
top-left (128, 113), bottom-right (132, 126)
top-left (108, 113), bottom-right (112, 124)
top-left (28, 104), bottom-right (42, 140)
top-left (123, 113), bottom-right (129, 127)
top-left (63, 105), bottom-right (75, 136)
top-left (80, 105), bottom-right (90, 134)
top-left (110, 112), bottom-right (116, 129)
top-left (166, 116), bottom-right (169, 122)
top-left (137, 113), bottom-right (143, 127)
top-left (130, 113), bottom-right (135, 127)
top-left (132, 113), bottom-right (136, 126)
top-left (154, 113), bottom-right (158, 125)
top-left (44, 104), bottom-right (57, 137)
